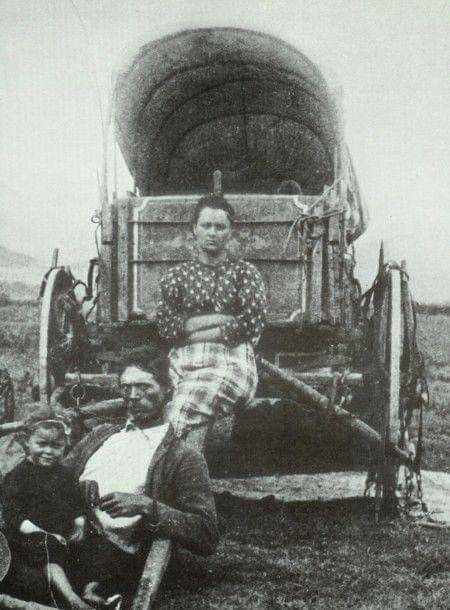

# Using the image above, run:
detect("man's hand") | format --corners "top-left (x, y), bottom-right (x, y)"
top-left (98, 492), bottom-right (153, 518)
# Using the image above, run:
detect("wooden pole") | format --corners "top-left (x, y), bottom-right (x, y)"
top-left (0, 596), bottom-right (54, 610)
top-left (378, 241), bottom-right (385, 273)
top-left (65, 373), bottom-right (119, 388)
top-left (0, 399), bottom-right (125, 437)
top-left (80, 398), bottom-right (124, 417)
top-left (0, 421), bottom-right (24, 436)
top-left (259, 358), bottom-right (413, 466)
top-left (213, 169), bottom-right (222, 194)
top-left (131, 539), bottom-right (172, 610)
top-left (51, 248), bottom-right (59, 268)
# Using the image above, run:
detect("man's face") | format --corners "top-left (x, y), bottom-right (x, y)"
top-left (120, 365), bottom-right (165, 423)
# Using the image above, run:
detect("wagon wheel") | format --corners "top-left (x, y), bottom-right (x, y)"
top-left (372, 266), bottom-right (403, 513)
top-left (369, 264), bottom-right (424, 515)
top-left (39, 267), bottom-right (76, 403)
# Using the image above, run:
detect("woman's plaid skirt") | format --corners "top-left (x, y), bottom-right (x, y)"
top-left (166, 341), bottom-right (258, 437)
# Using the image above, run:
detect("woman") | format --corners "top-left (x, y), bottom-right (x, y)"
top-left (156, 193), bottom-right (267, 449)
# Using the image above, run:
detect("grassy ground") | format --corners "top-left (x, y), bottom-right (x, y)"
top-left (161, 497), bottom-right (449, 609)
top-left (0, 301), bottom-right (40, 421)
top-left (416, 314), bottom-right (450, 472)
top-left (0, 301), bottom-right (39, 376)
top-left (0, 302), bottom-right (449, 608)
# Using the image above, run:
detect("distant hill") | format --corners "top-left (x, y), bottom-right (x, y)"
top-left (0, 244), bottom-right (46, 289)
top-left (416, 302), bottom-right (450, 316)
top-left (0, 242), bottom-right (40, 302)
top-left (0, 243), bottom-right (90, 302)
top-left (0, 280), bottom-right (39, 302)
top-left (0, 245), bottom-right (37, 268)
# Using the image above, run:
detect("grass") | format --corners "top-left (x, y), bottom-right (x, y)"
top-left (160, 497), bottom-right (449, 609)
top-left (0, 302), bottom-right (40, 420)
top-left (416, 314), bottom-right (450, 472)
top-left (0, 301), bottom-right (39, 372)
top-left (0, 302), bottom-right (449, 608)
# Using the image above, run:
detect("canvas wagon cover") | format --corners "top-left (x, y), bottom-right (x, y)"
top-left (114, 28), bottom-right (341, 196)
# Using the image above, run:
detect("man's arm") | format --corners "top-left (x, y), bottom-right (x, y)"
top-left (150, 445), bottom-right (219, 556)
top-left (98, 445), bottom-right (219, 556)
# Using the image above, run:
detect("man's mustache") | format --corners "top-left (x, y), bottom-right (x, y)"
top-left (125, 396), bottom-right (161, 410)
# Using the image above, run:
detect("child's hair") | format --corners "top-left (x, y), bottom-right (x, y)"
top-left (23, 404), bottom-right (71, 441)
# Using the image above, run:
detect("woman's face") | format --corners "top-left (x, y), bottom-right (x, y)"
top-left (193, 207), bottom-right (232, 255)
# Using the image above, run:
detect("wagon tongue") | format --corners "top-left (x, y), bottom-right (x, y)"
top-left (259, 358), bottom-right (413, 468)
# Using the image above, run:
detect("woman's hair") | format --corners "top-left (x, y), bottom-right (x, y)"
top-left (192, 193), bottom-right (235, 227)
top-left (23, 405), bottom-right (70, 442)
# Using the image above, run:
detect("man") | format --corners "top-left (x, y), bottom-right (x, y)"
top-left (63, 351), bottom-right (219, 604)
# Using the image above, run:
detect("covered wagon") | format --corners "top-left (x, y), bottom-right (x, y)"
top-left (1, 27), bottom-right (428, 608)
top-left (34, 27), bottom-right (426, 506)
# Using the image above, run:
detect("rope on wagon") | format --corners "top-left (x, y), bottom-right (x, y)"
top-left (282, 176), bottom-right (345, 256)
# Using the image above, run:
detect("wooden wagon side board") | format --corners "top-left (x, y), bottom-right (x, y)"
top-left (117, 200), bottom-right (131, 321)
top-left (98, 202), bottom-right (118, 324)
top-left (101, 192), bottom-right (361, 329)
top-left (127, 194), bottom-right (312, 323)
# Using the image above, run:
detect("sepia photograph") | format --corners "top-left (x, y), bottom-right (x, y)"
top-left (0, 1), bottom-right (449, 608)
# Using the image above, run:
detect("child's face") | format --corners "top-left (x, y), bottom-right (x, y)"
top-left (26, 427), bottom-right (66, 467)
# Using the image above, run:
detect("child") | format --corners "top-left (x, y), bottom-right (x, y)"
top-left (1, 407), bottom-right (90, 609)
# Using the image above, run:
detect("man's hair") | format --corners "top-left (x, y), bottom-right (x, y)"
top-left (192, 193), bottom-right (235, 227)
top-left (118, 347), bottom-right (171, 391)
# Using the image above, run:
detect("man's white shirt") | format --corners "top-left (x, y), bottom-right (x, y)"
top-left (80, 422), bottom-right (169, 553)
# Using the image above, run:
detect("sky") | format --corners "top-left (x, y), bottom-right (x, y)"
top-left (0, 0), bottom-right (449, 303)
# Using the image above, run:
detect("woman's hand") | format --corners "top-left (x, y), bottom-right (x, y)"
top-left (184, 314), bottom-right (234, 334)
top-left (187, 327), bottom-right (223, 344)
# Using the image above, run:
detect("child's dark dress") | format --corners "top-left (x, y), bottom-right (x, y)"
top-left (0, 459), bottom-right (83, 602)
